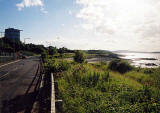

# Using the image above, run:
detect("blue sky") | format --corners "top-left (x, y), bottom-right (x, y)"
top-left (0, 0), bottom-right (80, 47)
top-left (0, 0), bottom-right (160, 51)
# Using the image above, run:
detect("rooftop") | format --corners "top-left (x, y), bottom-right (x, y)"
top-left (5, 28), bottom-right (23, 31)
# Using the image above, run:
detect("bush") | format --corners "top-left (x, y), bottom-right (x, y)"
top-left (143, 69), bottom-right (154, 74)
top-left (44, 58), bottom-right (70, 73)
top-left (48, 46), bottom-right (57, 55)
top-left (74, 50), bottom-right (86, 63)
top-left (108, 59), bottom-right (132, 73)
top-left (41, 52), bottom-right (47, 62)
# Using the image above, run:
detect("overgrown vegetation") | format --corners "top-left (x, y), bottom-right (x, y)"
top-left (0, 38), bottom-right (47, 55)
top-left (43, 53), bottom-right (160, 113)
top-left (108, 59), bottom-right (133, 73)
top-left (0, 37), bottom-right (74, 56)
top-left (74, 50), bottom-right (86, 63)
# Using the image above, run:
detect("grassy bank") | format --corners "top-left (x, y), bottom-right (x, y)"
top-left (44, 53), bottom-right (160, 113)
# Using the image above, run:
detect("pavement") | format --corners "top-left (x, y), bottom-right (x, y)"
top-left (0, 56), bottom-right (41, 113)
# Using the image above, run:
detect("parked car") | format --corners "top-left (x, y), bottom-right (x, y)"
top-left (21, 55), bottom-right (27, 59)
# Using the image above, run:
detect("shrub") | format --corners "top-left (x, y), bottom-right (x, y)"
top-left (152, 70), bottom-right (160, 89)
top-left (44, 58), bottom-right (70, 73)
top-left (41, 52), bottom-right (48, 62)
top-left (108, 59), bottom-right (132, 73)
top-left (48, 46), bottom-right (57, 55)
top-left (108, 59), bottom-right (120, 70)
top-left (143, 69), bottom-right (154, 74)
top-left (74, 50), bottom-right (86, 63)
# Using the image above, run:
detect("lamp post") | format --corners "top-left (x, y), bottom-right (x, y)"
top-left (23, 38), bottom-right (31, 57)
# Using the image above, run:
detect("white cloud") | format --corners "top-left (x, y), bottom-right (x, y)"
top-left (16, 0), bottom-right (47, 13)
top-left (76, 0), bottom-right (160, 51)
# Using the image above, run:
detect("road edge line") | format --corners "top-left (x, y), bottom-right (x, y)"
top-left (0, 72), bottom-right (9, 80)
top-left (0, 59), bottom-right (21, 68)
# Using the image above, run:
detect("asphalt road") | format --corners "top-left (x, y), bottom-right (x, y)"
top-left (0, 56), bottom-right (41, 113)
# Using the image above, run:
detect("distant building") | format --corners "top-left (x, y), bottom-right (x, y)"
top-left (5, 28), bottom-right (22, 42)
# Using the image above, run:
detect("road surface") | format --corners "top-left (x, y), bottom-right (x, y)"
top-left (0, 56), bottom-right (41, 113)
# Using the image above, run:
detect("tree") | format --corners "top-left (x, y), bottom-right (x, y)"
top-left (48, 46), bottom-right (57, 55)
top-left (74, 50), bottom-right (86, 63)
top-left (58, 47), bottom-right (68, 54)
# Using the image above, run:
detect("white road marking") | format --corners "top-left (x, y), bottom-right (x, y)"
top-left (0, 72), bottom-right (9, 80)
top-left (0, 60), bottom-right (21, 68)
top-left (0, 66), bottom-right (20, 80)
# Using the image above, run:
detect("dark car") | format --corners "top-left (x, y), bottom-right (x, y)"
top-left (21, 55), bottom-right (27, 59)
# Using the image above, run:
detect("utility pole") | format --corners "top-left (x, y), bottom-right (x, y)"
top-left (23, 38), bottom-right (31, 55)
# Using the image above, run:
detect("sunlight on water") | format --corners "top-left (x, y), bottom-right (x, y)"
top-left (118, 52), bottom-right (160, 68)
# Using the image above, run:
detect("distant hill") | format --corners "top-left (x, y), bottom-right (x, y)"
top-left (85, 50), bottom-right (111, 54)
top-left (152, 52), bottom-right (160, 53)
top-left (113, 50), bottom-right (160, 53)
top-left (113, 50), bottom-right (142, 53)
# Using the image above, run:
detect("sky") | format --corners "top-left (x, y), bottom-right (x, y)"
top-left (0, 0), bottom-right (160, 52)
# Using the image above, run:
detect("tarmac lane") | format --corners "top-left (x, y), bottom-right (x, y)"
top-left (0, 56), bottom-right (41, 113)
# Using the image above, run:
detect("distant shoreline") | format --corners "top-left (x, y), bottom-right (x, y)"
top-left (116, 52), bottom-right (160, 68)
top-left (86, 53), bottom-right (120, 63)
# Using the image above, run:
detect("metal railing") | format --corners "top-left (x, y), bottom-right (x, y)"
top-left (51, 73), bottom-right (56, 113)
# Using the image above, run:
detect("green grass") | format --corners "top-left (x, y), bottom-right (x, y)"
top-left (124, 71), bottom-right (154, 86)
top-left (44, 56), bottom-right (160, 113)
top-left (110, 71), bottom-right (143, 90)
